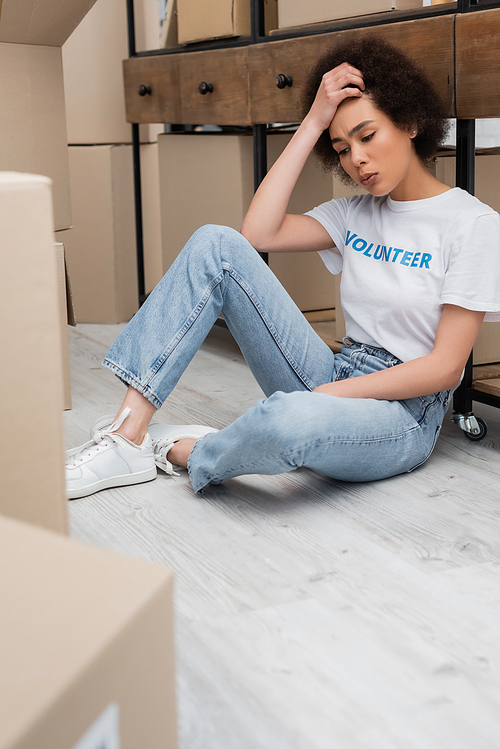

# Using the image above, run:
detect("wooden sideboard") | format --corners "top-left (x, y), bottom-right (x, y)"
top-left (123, 6), bottom-right (500, 125)
top-left (123, 14), bottom-right (456, 125)
top-left (456, 8), bottom-right (500, 118)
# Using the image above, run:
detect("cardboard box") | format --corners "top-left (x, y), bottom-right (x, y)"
top-left (0, 0), bottom-right (103, 231)
top-left (177, 0), bottom-right (250, 43)
top-left (140, 142), bottom-right (164, 294)
top-left (267, 133), bottom-right (336, 311)
top-left (158, 133), bottom-right (253, 269)
top-left (0, 514), bottom-right (177, 749)
top-left (0, 172), bottom-right (68, 534)
top-left (0, 0), bottom-right (98, 46)
top-left (160, 0), bottom-right (179, 48)
top-left (177, 0), bottom-right (277, 44)
top-left (0, 43), bottom-right (72, 230)
top-left (62, 145), bottom-right (139, 324)
top-left (435, 154), bottom-right (500, 365)
top-left (62, 0), bottom-right (163, 145)
top-left (158, 132), bottom-right (336, 311)
top-left (278, 0), bottom-right (422, 30)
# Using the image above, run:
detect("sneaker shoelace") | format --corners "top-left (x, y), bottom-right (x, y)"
top-left (66, 408), bottom-right (132, 467)
top-left (153, 438), bottom-right (181, 476)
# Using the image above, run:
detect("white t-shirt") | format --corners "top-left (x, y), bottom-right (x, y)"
top-left (306, 187), bottom-right (500, 363)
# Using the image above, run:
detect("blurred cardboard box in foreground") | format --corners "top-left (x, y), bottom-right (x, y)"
top-left (0, 514), bottom-right (177, 749)
top-left (0, 172), bottom-right (68, 534)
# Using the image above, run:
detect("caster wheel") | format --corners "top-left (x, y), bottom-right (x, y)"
top-left (464, 417), bottom-right (487, 441)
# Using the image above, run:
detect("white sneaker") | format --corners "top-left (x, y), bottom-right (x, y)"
top-left (90, 416), bottom-right (218, 476)
top-left (66, 407), bottom-right (157, 499)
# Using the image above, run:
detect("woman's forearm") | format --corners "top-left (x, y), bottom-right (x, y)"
top-left (313, 353), bottom-right (462, 401)
top-left (314, 305), bottom-right (485, 402)
top-left (240, 116), bottom-right (322, 250)
top-left (241, 64), bottom-right (365, 251)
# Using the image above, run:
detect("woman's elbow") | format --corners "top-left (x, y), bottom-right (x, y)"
top-left (240, 221), bottom-right (259, 247)
top-left (442, 366), bottom-right (465, 392)
top-left (240, 224), bottom-right (272, 252)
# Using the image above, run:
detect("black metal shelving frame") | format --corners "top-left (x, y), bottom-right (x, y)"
top-left (126, 0), bottom-right (500, 434)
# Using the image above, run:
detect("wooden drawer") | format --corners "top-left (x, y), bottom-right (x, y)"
top-left (249, 15), bottom-right (455, 123)
top-left (456, 8), bottom-right (500, 119)
top-left (178, 47), bottom-right (250, 126)
top-left (123, 55), bottom-right (181, 124)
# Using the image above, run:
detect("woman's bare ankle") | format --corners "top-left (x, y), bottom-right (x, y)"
top-left (167, 438), bottom-right (197, 468)
top-left (113, 386), bottom-right (157, 445)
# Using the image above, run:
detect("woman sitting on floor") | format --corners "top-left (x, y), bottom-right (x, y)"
top-left (66, 36), bottom-right (500, 499)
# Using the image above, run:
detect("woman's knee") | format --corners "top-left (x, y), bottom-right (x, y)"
top-left (252, 391), bottom-right (321, 441)
top-left (180, 224), bottom-right (251, 265)
top-left (190, 224), bottom-right (244, 246)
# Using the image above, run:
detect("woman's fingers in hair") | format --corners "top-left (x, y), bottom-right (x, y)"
top-left (323, 63), bottom-right (365, 93)
top-left (307, 64), bottom-right (364, 132)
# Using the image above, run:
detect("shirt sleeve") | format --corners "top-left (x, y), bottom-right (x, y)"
top-left (440, 211), bottom-right (500, 322)
top-left (304, 197), bottom-right (352, 275)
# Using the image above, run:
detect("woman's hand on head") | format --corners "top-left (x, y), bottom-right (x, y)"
top-left (305, 63), bottom-right (365, 134)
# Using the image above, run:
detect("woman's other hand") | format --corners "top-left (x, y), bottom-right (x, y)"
top-left (305, 63), bottom-right (365, 134)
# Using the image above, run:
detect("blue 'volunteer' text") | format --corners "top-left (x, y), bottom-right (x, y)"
top-left (346, 230), bottom-right (432, 269)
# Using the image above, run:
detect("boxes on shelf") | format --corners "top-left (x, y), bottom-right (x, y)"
top-left (62, 144), bottom-right (139, 324)
top-left (0, 514), bottom-right (177, 749)
top-left (177, 0), bottom-right (278, 44)
top-left (0, 173), bottom-right (68, 534)
top-left (277, 0), bottom-right (422, 30)
top-left (158, 131), bottom-right (336, 312)
top-left (177, 0), bottom-right (250, 43)
top-left (62, 0), bottom-right (163, 145)
top-left (435, 153), bottom-right (500, 365)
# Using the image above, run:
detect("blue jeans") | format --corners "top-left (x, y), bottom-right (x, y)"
top-left (103, 225), bottom-right (450, 492)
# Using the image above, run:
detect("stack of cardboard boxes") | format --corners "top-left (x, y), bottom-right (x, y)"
top-left (0, 168), bottom-right (177, 749)
top-left (0, 0), bottom-right (95, 408)
top-left (0, 4), bottom-right (177, 745)
top-left (61, 0), bottom-right (164, 323)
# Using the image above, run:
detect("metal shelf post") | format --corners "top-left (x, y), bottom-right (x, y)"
top-left (453, 119), bottom-right (476, 415)
top-left (127, 0), bottom-right (147, 305)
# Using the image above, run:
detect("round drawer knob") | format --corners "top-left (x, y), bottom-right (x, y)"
top-left (198, 81), bottom-right (214, 95)
top-left (276, 74), bottom-right (293, 89)
top-left (138, 84), bottom-right (152, 96)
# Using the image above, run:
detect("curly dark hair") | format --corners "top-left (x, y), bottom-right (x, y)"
top-left (301, 35), bottom-right (449, 184)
